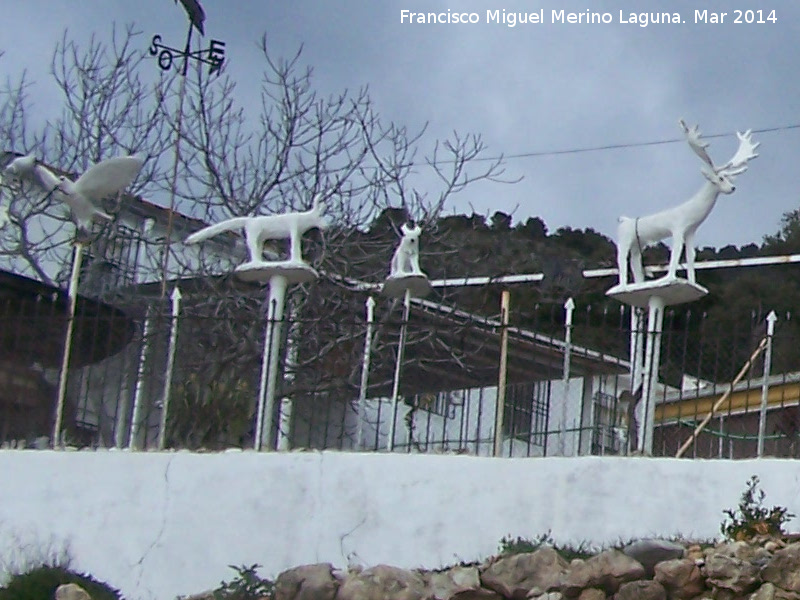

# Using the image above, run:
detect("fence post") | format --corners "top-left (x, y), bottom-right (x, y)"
top-left (558, 297), bottom-right (575, 456)
top-left (628, 306), bottom-right (645, 454)
top-left (357, 296), bottom-right (376, 450)
top-left (157, 286), bottom-right (182, 450)
top-left (388, 289), bottom-right (411, 452)
top-left (493, 290), bottom-right (511, 457)
top-left (757, 311), bottom-right (777, 457)
top-left (128, 305), bottom-right (155, 449)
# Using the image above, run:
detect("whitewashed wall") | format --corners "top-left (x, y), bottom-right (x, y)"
top-left (314, 378), bottom-right (589, 456)
top-left (1, 450), bottom-right (799, 600)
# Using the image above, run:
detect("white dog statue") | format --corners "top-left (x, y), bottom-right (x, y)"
top-left (390, 222), bottom-right (424, 278)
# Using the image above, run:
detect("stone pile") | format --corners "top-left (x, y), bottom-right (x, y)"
top-left (260, 536), bottom-right (800, 600)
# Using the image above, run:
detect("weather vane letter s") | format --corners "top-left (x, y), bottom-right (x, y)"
top-left (149, 0), bottom-right (226, 76)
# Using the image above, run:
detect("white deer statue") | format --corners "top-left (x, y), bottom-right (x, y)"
top-left (616, 120), bottom-right (759, 287)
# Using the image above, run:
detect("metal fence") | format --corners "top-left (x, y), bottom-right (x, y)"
top-left (2, 277), bottom-right (800, 458)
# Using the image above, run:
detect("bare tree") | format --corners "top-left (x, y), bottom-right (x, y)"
top-left (0, 26), bottom-right (512, 449)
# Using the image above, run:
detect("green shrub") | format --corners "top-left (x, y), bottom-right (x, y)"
top-left (212, 564), bottom-right (274, 600)
top-left (0, 565), bottom-right (122, 600)
top-left (721, 475), bottom-right (795, 541)
top-left (499, 532), bottom-right (593, 561)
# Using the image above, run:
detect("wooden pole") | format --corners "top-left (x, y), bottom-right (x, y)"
top-left (675, 336), bottom-right (769, 458)
top-left (493, 290), bottom-right (511, 457)
top-left (53, 242), bottom-right (85, 447)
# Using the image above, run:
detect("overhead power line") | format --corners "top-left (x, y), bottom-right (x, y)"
top-left (460, 122), bottom-right (800, 164)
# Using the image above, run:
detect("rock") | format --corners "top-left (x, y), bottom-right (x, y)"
top-left (614, 580), bottom-right (666, 600)
top-left (686, 545), bottom-right (705, 564)
top-left (423, 565), bottom-right (501, 600)
top-left (450, 590), bottom-right (503, 600)
top-left (561, 549), bottom-right (646, 597)
top-left (623, 539), bottom-right (686, 577)
top-left (715, 541), bottom-right (770, 564)
top-left (713, 590), bottom-right (746, 600)
top-left (703, 553), bottom-right (761, 595)
top-left (761, 543), bottom-right (800, 593)
top-left (275, 563), bottom-right (339, 600)
top-left (654, 558), bottom-right (705, 600)
top-left (577, 589), bottom-right (605, 600)
top-left (750, 582), bottom-right (777, 600)
top-left (481, 548), bottom-right (569, 599)
top-left (531, 594), bottom-right (563, 600)
top-left (54, 584), bottom-right (91, 600)
top-left (337, 565), bottom-right (427, 600)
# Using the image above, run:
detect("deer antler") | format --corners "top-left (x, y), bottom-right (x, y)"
top-left (719, 130), bottom-right (760, 176)
top-left (679, 119), bottom-right (714, 168)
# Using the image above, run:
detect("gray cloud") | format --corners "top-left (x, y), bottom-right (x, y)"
top-left (2, 0), bottom-right (798, 249)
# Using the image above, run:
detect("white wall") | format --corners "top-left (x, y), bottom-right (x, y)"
top-left (336, 380), bottom-right (584, 457)
top-left (2, 450), bottom-right (799, 600)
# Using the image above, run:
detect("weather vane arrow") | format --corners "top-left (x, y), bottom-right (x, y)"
top-left (149, 0), bottom-right (226, 76)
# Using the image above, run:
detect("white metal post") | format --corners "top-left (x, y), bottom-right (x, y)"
top-left (559, 297), bottom-right (575, 455)
top-left (277, 296), bottom-right (301, 452)
top-left (276, 397), bottom-right (293, 451)
top-left (157, 286), bottom-right (183, 450)
top-left (53, 242), bottom-right (85, 447)
top-left (757, 311), bottom-right (778, 457)
top-left (357, 296), bottom-right (376, 450)
top-left (630, 307), bottom-right (645, 389)
top-left (388, 289), bottom-right (411, 452)
top-left (255, 274), bottom-right (288, 450)
top-left (638, 295), bottom-right (666, 454)
top-left (129, 305), bottom-right (155, 449)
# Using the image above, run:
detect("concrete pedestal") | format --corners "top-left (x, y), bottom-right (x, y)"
top-left (382, 274), bottom-right (432, 298)
top-left (235, 260), bottom-right (318, 285)
top-left (607, 277), bottom-right (708, 454)
top-left (238, 260), bottom-right (318, 450)
top-left (382, 273), bottom-right (432, 451)
top-left (607, 277), bottom-right (707, 308)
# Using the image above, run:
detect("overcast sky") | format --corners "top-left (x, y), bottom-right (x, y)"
top-left (2, 0), bottom-right (799, 249)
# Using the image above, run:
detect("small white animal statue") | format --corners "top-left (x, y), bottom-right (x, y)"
top-left (185, 194), bottom-right (329, 264)
top-left (616, 120), bottom-right (759, 286)
top-left (390, 222), bottom-right (424, 278)
top-left (2, 154), bottom-right (145, 233)
top-left (2, 153), bottom-right (37, 180)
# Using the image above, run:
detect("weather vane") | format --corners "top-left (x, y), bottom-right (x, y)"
top-left (149, 0), bottom-right (225, 76)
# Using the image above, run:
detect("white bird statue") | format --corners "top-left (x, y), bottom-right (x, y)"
top-left (2, 153), bottom-right (37, 180)
top-left (2, 154), bottom-right (144, 234)
top-left (54, 156), bottom-right (145, 233)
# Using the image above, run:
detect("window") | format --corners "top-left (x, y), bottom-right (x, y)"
top-left (504, 381), bottom-right (550, 445)
top-left (411, 391), bottom-right (458, 419)
top-left (591, 391), bottom-right (626, 454)
top-left (80, 224), bottom-right (143, 296)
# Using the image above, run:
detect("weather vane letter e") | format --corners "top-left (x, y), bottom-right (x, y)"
top-left (149, 0), bottom-right (226, 76)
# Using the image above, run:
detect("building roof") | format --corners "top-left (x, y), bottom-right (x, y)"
top-left (0, 269), bottom-right (135, 368)
top-left (657, 372), bottom-right (800, 423)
